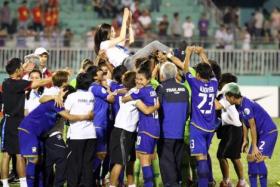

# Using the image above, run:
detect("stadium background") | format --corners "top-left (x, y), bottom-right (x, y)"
top-left (0, 0), bottom-right (280, 186)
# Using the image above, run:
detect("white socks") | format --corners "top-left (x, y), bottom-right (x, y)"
top-left (1, 179), bottom-right (9, 187)
top-left (19, 177), bottom-right (28, 187)
top-left (128, 184), bottom-right (136, 187)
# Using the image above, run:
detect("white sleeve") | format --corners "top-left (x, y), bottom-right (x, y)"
top-left (24, 99), bottom-right (29, 110)
top-left (219, 97), bottom-right (232, 109)
top-left (64, 94), bottom-right (73, 111)
top-left (100, 41), bottom-right (110, 50)
top-left (42, 87), bottom-right (59, 96)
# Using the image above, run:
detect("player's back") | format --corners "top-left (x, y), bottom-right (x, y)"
top-left (186, 73), bottom-right (218, 131)
top-left (19, 101), bottom-right (63, 136)
top-left (238, 97), bottom-right (277, 135)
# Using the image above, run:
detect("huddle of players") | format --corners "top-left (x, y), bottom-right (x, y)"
top-left (1, 45), bottom-right (278, 187)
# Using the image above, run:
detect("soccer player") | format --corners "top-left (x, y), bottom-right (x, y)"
top-left (156, 62), bottom-right (189, 186)
top-left (86, 65), bottom-right (115, 185)
top-left (122, 66), bottom-right (160, 187)
top-left (219, 83), bottom-right (278, 187)
top-left (109, 71), bottom-right (159, 187)
top-left (18, 85), bottom-right (92, 187)
top-left (1, 58), bottom-right (52, 187)
top-left (183, 46), bottom-right (218, 187)
top-left (215, 73), bottom-right (248, 187)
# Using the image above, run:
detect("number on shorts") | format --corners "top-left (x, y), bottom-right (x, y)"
top-left (259, 141), bottom-right (265, 150)
top-left (152, 98), bottom-right (159, 119)
top-left (136, 136), bottom-right (141, 145)
top-left (190, 139), bottom-right (195, 149)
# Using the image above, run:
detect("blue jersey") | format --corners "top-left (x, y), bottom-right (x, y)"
top-left (110, 81), bottom-right (124, 118)
top-left (185, 72), bottom-right (218, 132)
top-left (19, 101), bottom-right (63, 136)
top-left (237, 97), bottom-right (277, 136)
top-left (131, 85), bottom-right (160, 138)
top-left (89, 82), bottom-right (109, 127)
top-left (157, 79), bottom-right (189, 139)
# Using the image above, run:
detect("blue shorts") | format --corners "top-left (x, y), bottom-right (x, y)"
top-left (18, 128), bottom-right (41, 156)
top-left (135, 133), bottom-right (157, 154)
top-left (95, 126), bottom-right (107, 153)
top-left (189, 125), bottom-right (214, 155)
top-left (249, 131), bottom-right (278, 158)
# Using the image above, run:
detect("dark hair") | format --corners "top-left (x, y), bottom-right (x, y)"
top-left (209, 60), bottom-right (221, 82)
top-left (122, 71), bottom-right (136, 90)
top-left (6, 58), bottom-right (22, 75)
top-left (86, 65), bottom-right (101, 81)
top-left (94, 23), bottom-right (112, 54)
top-left (52, 71), bottom-right (69, 87)
top-left (137, 66), bottom-right (151, 80)
top-left (225, 92), bottom-right (242, 99)
top-left (98, 59), bottom-right (107, 68)
top-left (81, 59), bottom-right (94, 71)
top-left (63, 85), bottom-right (76, 102)
top-left (195, 63), bottom-right (212, 80)
top-left (112, 65), bottom-right (127, 84)
top-left (174, 12), bottom-right (179, 17)
top-left (26, 69), bottom-right (44, 100)
top-left (219, 73), bottom-right (237, 90)
top-left (29, 69), bottom-right (42, 78)
top-left (135, 57), bottom-right (149, 69)
top-left (76, 72), bottom-right (93, 91)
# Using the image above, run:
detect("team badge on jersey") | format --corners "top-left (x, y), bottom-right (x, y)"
top-left (101, 87), bottom-right (106, 94)
top-left (244, 108), bottom-right (250, 115)
top-left (32, 147), bottom-right (37, 153)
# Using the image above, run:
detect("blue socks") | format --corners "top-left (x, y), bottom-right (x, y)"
top-left (197, 160), bottom-right (209, 187)
top-left (142, 166), bottom-right (154, 187)
top-left (258, 161), bottom-right (267, 187)
top-left (248, 161), bottom-right (268, 187)
top-left (207, 154), bottom-right (214, 183)
top-left (26, 161), bottom-right (36, 187)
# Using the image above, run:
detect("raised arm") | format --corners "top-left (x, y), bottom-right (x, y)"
top-left (30, 77), bottom-right (52, 89)
top-left (195, 46), bottom-right (210, 64)
top-left (105, 8), bottom-right (130, 48)
top-left (128, 10), bottom-right (135, 45)
top-left (183, 46), bottom-right (193, 73)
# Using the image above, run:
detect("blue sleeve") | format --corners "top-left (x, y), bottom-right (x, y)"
top-left (130, 88), bottom-right (144, 100)
top-left (91, 85), bottom-right (108, 99)
top-left (185, 72), bottom-right (196, 87)
top-left (53, 104), bottom-right (64, 113)
top-left (242, 103), bottom-right (254, 121)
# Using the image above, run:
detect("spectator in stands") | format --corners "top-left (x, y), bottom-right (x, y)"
top-left (150, 0), bottom-right (161, 12)
top-left (18, 0), bottom-right (30, 29)
top-left (138, 9), bottom-right (152, 33)
top-left (32, 2), bottom-right (43, 32)
top-left (92, 0), bottom-right (103, 18)
top-left (86, 27), bottom-right (96, 49)
top-left (215, 24), bottom-right (226, 49)
top-left (63, 28), bottom-right (74, 47)
top-left (241, 27), bottom-right (251, 51)
top-left (171, 12), bottom-right (181, 38)
top-left (0, 1), bottom-right (11, 33)
top-left (16, 27), bottom-right (28, 48)
top-left (198, 13), bottom-right (209, 44)
top-left (44, 6), bottom-right (53, 32)
top-left (158, 14), bottom-right (169, 37)
top-left (182, 16), bottom-right (195, 42)
top-left (254, 8), bottom-right (264, 38)
top-left (271, 8), bottom-right (280, 38)
top-left (51, 6), bottom-right (59, 29)
top-left (224, 27), bottom-right (234, 50)
top-left (131, 0), bottom-right (141, 21)
top-left (0, 28), bottom-right (7, 47)
top-left (26, 26), bottom-right (37, 49)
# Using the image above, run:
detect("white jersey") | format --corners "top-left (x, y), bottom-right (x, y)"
top-left (42, 86), bottom-right (60, 96)
top-left (64, 90), bottom-right (96, 139)
top-left (100, 40), bottom-right (129, 67)
top-left (114, 89), bottom-right (139, 132)
top-left (24, 90), bottom-right (41, 113)
top-left (219, 97), bottom-right (242, 127)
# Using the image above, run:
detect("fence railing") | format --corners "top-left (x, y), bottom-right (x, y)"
top-left (0, 48), bottom-right (279, 75)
